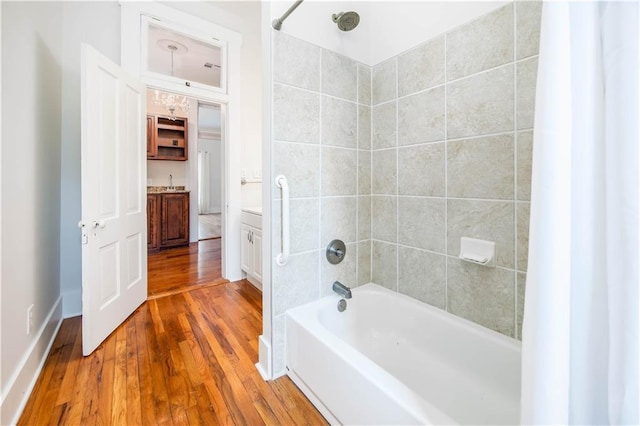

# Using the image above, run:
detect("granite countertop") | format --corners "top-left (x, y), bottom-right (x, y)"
top-left (147, 186), bottom-right (190, 194)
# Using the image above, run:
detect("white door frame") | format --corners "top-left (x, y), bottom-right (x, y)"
top-left (120, 2), bottom-right (244, 281)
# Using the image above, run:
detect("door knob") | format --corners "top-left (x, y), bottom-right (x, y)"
top-left (92, 220), bottom-right (106, 229)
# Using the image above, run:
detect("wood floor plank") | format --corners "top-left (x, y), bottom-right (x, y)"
top-left (19, 241), bottom-right (327, 426)
top-left (126, 318), bottom-right (143, 426)
top-left (111, 325), bottom-right (128, 426)
top-left (184, 290), bottom-right (298, 425)
top-left (176, 312), bottom-right (232, 425)
top-left (134, 305), bottom-right (160, 426)
top-left (146, 300), bottom-right (174, 425)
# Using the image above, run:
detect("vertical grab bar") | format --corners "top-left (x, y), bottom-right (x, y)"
top-left (275, 175), bottom-right (289, 266)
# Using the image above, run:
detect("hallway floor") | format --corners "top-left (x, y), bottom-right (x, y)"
top-left (148, 239), bottom-right (225, 299)
top-left (198, 213), bottom-right (221, 240)
top-left (18, 280), bottom-right (326, 425)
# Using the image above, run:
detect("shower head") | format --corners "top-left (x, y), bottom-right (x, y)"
top-left (332, 11), bottom-right (360, 31)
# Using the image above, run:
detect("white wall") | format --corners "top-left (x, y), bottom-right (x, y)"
top-left (269, 0), bottom-right (369, 62)
top-left (1, 2), bottom-right (64, 423)
top-left (59, 1), bottom-right (121, 317)
top-left (198, 138), bottom-right (223, 213)
top-left (269, 1), bottom-right (507, 65)
top-left (366, 1), bottom-right (508, 65)
top-left (166, 1), bottom-right (263, 208)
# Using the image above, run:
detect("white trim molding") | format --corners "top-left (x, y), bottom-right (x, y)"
top-left (0, 297), bottom-right (63, 425)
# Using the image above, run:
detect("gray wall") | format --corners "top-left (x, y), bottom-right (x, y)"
top-left (369, 2), bottom-right (541, 339)
top-left (1, 2), bottom-right (63, 422)
top-left (59, 1), bottom-right (121, 316)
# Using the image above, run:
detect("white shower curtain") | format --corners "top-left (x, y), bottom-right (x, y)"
top-left (198, 151), bottom-right (211, 214)
top-left (521, 2), bottom-right (639, 424)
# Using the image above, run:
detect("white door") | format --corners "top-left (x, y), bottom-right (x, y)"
top-left (80, 44), bottom-right (147, 356)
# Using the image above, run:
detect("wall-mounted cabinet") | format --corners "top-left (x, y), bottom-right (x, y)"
top-left (147, 114), bottom-right (188, 161)
top-left (147, 192), bottom-right (190, 251)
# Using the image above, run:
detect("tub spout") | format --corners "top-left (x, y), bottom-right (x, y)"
top-left (332, 281), bottom-right (352, 299)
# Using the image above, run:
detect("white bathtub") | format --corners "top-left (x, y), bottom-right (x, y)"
top-left (285, 283), bottom-right (521, 425)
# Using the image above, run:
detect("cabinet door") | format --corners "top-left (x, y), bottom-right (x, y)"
top-left (160, 193), bottom-right (190, 247)
top-left (252, 228), bottom-right (262, 282)
top-left (147, 194), bottom-right (159, 251)
top-left (146, 115), bottom-right (157, 158)
top-left (240, 224), bottom-right (253, 273)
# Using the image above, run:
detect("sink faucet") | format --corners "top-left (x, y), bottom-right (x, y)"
top-left (169, 174), bottom-right (173, 188)
top-left (332, 281), bottom-right (352, 299)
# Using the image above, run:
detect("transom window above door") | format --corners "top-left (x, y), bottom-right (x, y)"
top-left (143, 18), bottom-right (226, 93)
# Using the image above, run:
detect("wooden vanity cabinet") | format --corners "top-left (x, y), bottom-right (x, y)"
top-left (160, 193), bottom-right (190, 247)
top-left (147, 194), bottom-right (160, 251)
top-left (147, 192), bottom-right (190, 251)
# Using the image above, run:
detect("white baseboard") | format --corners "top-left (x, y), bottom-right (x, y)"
top-left (273, 367), bottom-right (287, 379)
top-left (62, 288), bottom-right (82, 318)
top-left (255, 335), bottom-right (272, 380)
top-left (247, 275), bottom-right (262, 291)
top-left (0, 297), bottom-right (63, 425)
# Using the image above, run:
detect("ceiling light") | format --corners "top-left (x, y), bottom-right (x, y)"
top-left (152, 90), bottom-right (189, 121)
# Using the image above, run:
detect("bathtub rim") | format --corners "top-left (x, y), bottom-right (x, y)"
top-left (289, 283), bottom-right (522, 353)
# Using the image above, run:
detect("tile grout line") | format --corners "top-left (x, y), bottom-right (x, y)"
top-left (368, 54), bottom-right (537, 109)
top-left (513, 2), bottom-right (519, 340)
top-left (444, 32), bottom-right (449, 313)
top-left (395, 57), bottom-right (400, 293)
top-left (355, 63), bottom-right (360, 288)
top-left (318, 48), bottom-right (323, 300)
top-left (369, 66), bottom-right (374, 285)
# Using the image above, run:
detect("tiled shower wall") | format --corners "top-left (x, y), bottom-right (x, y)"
top-left (270, 32), bottom-right (372, 374)
top-left (270, 1), bottom-right (541, 374)
top-left (370, 2), bottom-right (541, 339)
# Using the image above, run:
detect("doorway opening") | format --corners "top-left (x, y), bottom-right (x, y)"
top-left (146, 89), bottom-right (227, 298)
top-left (197, 104), bottom-right (223, 241)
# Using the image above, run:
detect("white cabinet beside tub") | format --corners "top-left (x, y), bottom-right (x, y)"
top-left (241, 208), bottom-right (262, 289)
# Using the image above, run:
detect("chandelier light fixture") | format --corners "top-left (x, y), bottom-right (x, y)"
top-left (152, 40), bottom-right (190, 120)
top-left (152, 90), bottom-right (189, 121)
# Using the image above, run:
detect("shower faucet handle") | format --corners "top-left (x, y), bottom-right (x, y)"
top-left (326, 239), bottom-right (346, 264)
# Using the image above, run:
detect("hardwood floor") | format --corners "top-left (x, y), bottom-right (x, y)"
top-left (148, 239), bottom-right (227, 298)
top-left (18, 280), bottom-right (327, 425)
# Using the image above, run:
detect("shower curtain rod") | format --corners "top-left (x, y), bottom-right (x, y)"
top-left (272, 0), bottom-right (303, 31)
